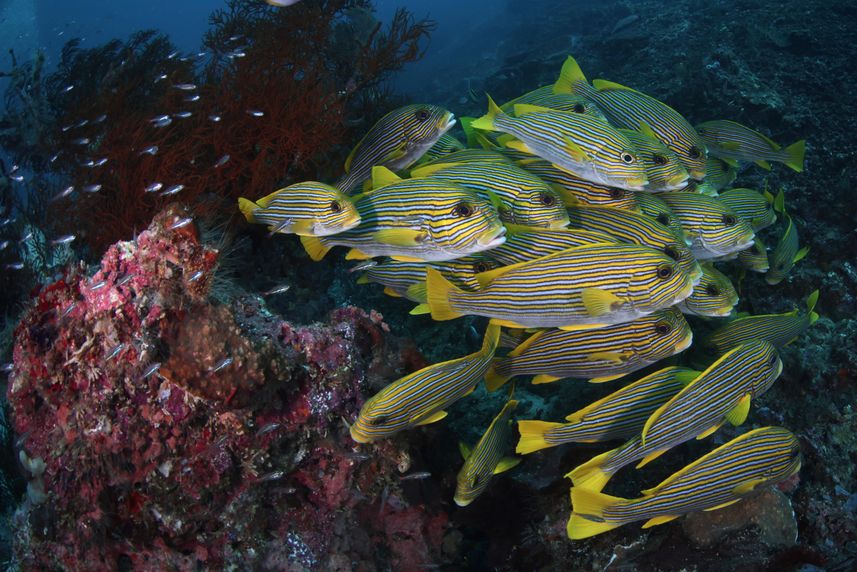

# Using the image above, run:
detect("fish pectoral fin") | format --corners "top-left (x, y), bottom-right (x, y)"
top-left (493, 456), bottom-right (521, 474)
top-left (581, 288), bottom-right (624, 317)
top-left (563, 137), bottom-right (588, 162)
top-left (503, 138), bottom-right (532, 154)
top-left (345, 248), bottom-right (372, 260)
top-left (703, 499), bottom-right (742, 511)
top-left (587, 351), bottom-right (631, 364)
top-left (382, 286), bottom-right (403, 298)
top-left (405, 282), bottom-right (427, 303)
top-left (531, 374), bottom-right (562, 384)
top-left (635, 448), bottom-right (668, 469)
top-left (372, 228), bottom-right (428, 246)
top-left (409, 303), bottom-right (430, 315)
top-left (489, 318), bottom-right (529, 329)
top-left (459, 441), bottom-right (472, 460)
top-left (733, 477), bottom-right (769, 495)
top-left (695, 421), bottom-right (724, 440)
top-left (754, 159), bottom-right (772, 170)
top-left (793, 246), bottom-right (810, 263)
top-left (412, 410), bottom-right (447, 426)
top-left (290, 219), bottom-right (315, 236)
top-left (724, 394), bottom-right (751, 426)
top-left (637, 121), bottom-right (657, 139)
top-left (720, 156), bottom-right (740, 167)
top-left (641, 514), bottom-right (680, 528)
top-left (587, 373), bottom-right (628, 384)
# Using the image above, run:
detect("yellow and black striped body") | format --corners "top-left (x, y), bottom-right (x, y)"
top-left (489, 308), bottom-right (692, 386)
top-left (415, 148), bottom-right (512, 170)
top-left (237, 182), bottom-right (361, 236)
top-left (659, 193), bottom-right (755, 260)
top-left (677, 264), bottom-right (738, 317)
top-left (696, 120), bottom-right (805, 172)
top-left (516, 156), bottom-right (640, 210)
top-left (568, 427), bottom-right (801, 539)
top-left (359, 257), bottom-right (498, 301)
top-left (568, 340), bottom-right (782, 492)
top-left (483, 227), bottom-right (618, 266)
top-left (337, 104), bottom-right (455, 193)
top-left (718, 188), bottom-right (777, 231)
top-left (619, 129), bottom-right (689, 192)
top-left (516, 366), bottom-right (699, 452)
top-left (501, 85), bottom-right (607, 120)
top-left (350, 325), bottom-right (500, 443)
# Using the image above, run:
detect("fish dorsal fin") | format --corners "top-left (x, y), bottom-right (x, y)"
top-left (459, 441), bottom-right (472, 460)
top-left (581, 288), bottom-right (623, 317)
top-left (494, 456), bottom-right (521, 474)
top-left (724, 394), bottom-right (751, 426)
top-left (592, 79), bottom-right (638, 93)
top-left (553, 56), bottom-right (588, 94)
top-left (638, 121), bottom-right (657, 139)
top-left (507, 330), bottom-right (546, 358)
top-left (513, 103), bottom-right (554, 116)
top-left (371, 166), bottom-right (403, 189)
top-left (412, 409), bottom-right (447, 426)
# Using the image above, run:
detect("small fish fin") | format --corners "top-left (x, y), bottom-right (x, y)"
top-left (390, 255), bottom-right (425, 262)
top-left (566, 449), bottom-right (613, 492)
top-left (459, 441), bottom-right (472, 460)
top-left (507, 330), bottom-right (546, 357)
top-left (494, 456), bottom-right (521, 474)
top-left (567, 487), bottom-right (625, 540)
top-left (469, 95), bottom-right (503, 131)
top-left (724, 394), bottom-right (751, 426)
top-left (636, 448), bottom-right (669, 469)
top-left (372, 228), bottom-right (427, 246)
top-left (806, 289), bottom-right (819, 314)
top-left (695, 421), bottom-right (724, 440)
top-left (237, 197), bottom-right (260, 223)
top-left (475, 260), bottom-right (526, 288)
top-left (793, 245), bottom-right (810, 263)
top-left (673, 369), bottom-right (702, 386)
top-left (637, 121), bottom-right (657, 139)
top-left (733, 477), bottom-right (769, 495)
top-left (563, 137), bottom-right (589, 163)
top-left (405, 282), bottom-right (427, 303)
top-left (300, 236), bottom-right (332, 261)
top-left (425, 268), bottom-right (464, 321)
top-left (512, 103), bottom-right (553, 116)
top-left (361, 179), bottom-right (374, 193)
top-left (754, 159), bottom-right (772, 170)
top-left (345, 248), bottom-right (372, 260)
top-left (473, 131), bottom-right (500, 150)
top-left (355, 274), bottom-right (370, 285)
top-left (410, 162), bottom-right (457, 178)
top-left (587, 373), bottom-right (628, 384)
top-left (720, 156), bottom-right (741, 167)
top-left (459, 116), bottom-right (476, 145)
top-left (532, 374), bottom-right (562, 384)
top-left (581, 288), bottom-right (624, 317)
top-left (481, 323), bottom-right (502, 355)
top-left (409, 303), bottom-right (430, 315)
top-left (641, 514), bottom-right (681, 528)
top-left (592, 78), bottom-right (637, 93)
top-left (371, 166), bottom-right (403, 188)
top-left (516, 420), bottom-right (564, 454)
top-left (773, 190), bottom-right (786, 214)
top-left (553, 56), bottom-right (589, 95)
top-left (558, 323), bottom-right (608, 332)
top-left (489, 318), bottom-right (529, 329)
top-left (502, 222), bottom-right (540, 236)
top-left (504, 138), bottom-right (532, 154)
top-left (587, 351), bottom-right (631, 364)
top-left (783, 139), bottom-right (805, 172)
top-left (484, 359), bottom-right (512, 392)
top-left (382, 286), bottom-right (403, 298)
top-left (290, 220), bottom-right (315, 236)
top-left (704, 499), bottom-right (742, 511)
top-left (413, 409), bottom-right (447, 426)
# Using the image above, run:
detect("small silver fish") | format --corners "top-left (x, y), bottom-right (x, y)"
top-left (62, 84), bottom-right (74, 93)
top-left (60, 302), bottom-right (78, 319)
top-left (5, 262), bottom-right (25, 270)
top-left (62, 124), bottom-right (74, 132)
top-left (50, 153), bottom-right (61, 163)
top-left (214, 154), bottom-right (230, 168)
top-left (255, 422), bottom-right (282, 437)
top-left (173, 83), bottom-right (197, 91)
top-left (18, 232), bottom-right (33, 244)
top-left (196, 51), bottom-right (207, 59)
top-left (52, 185), bottom-right (75, 201)
top-left (167, 50), bottom-right (179, 60)
top-left (228, 35), bottom-right (242, 42)
top-left (10, 174), bottom-right (24, 182)
top-left (155, 73), bottom-right (168, 82)
top-left (89, 280), bottom-right (108, 291)
top-left (140, 146), bottom-right (159, 156)
top-left (82, 184), bottom-right (102, 193)
top-left (168, 217), bottom-right (193, 230)
top-left (400, 471), bottom-right (432, 481)
top-left (81, 159), bottom-right (95, 167)
top-left (208, 114), bottom-right (222, 123)
top-left (161, 184), bottom-right (185, 196)
top-left (151, 115), bottom-right (172, 128)
top-left (266, 218), bottom-right (294, 237)
top-left (210, 357), bottom-right (234, 373)
top-left (72, 137), bottom-right (90, 146)
top-left (173, 111), bottom-right (192, 119)
top-left (262, 284), bottom-right (290, 297)
top-left (256, 470), bottom-right (285, 482)
top-left (188, 270), bottom-right (204, 282)
top-left (348, 260), bottom-right (378, 273)
top-left (91, 158), bottom-right (108, 167)
top-left (92, 114), bottom-right (107, 124)
top-left (1, 363), bottom-right (13, 372)
top-left (343, 451), bottom-right (371, 461)
top-left (116, 274), bottom-right (135, 287)
top-left (184, 94), bottom-right (201, 102)
top-left (105, 343), bottom-right (127, 361)
top-left (0, 240), bottom-right (9, 250)
top-left (231, 51), bottom-right (247, 58)
top-left (145, 182), bottom-right (163, 193)
top-left (51, 234), bottom-right (76, 245)
top-left (139, 362), bottom-right (162, 379)
top-left (246, 110), bottom-right (264, 117)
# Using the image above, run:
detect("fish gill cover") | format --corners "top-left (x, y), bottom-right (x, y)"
top-left (0, 0), bottom-right (856, 571)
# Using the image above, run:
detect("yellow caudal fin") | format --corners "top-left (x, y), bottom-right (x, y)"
top-left (567, 487), bottom-right (626, 539)
top-left (553, 55), bottom-right (589, 95)
top-left (237, 197), bottom-right (259, 224)
top-left (783, 139), bottom-right (805, 172)
top-left (300, 236), bottom-right (332, 261)
top-left (485, 359), bottom-right (513, 392)
top-left (566, 450), bottom-right (613, 492)
top-left (425, 267), bottom-right (465, 321)
top-left (517, 420), bottom-right (563, 454)
top-left (469, 95), bottom-right (504, 132)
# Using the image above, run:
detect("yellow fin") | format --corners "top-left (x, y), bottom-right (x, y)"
top-left (719, 141), bottom-right (742, 151)
top-left (724, 394), bottom-right (751, 426)
top-left (558, 323), bottom-right (608, 332)
top-left (635, 448), bottom-right (668, 469)
top-left (733, 477), bottom-right (768, 495)
top-left (300, 236), bottom-right (332, 261)
top-left (513, 103), bottom-right (554, 116)
top-left (382, 286), bottom-right (402, 298)
top-left (641, 514), bottom-right (680, 528)
top-left (581, 288), bottom-right (624, 317)
top-left (553, 56), bottom-right (588, 95)
top-left (356, 274), bottom-right (370, 285)
top-left (390, 255), bottom-right (425, 262)
top-left (371, 165), bottom-right (403, 189)
top-left (504, 138), bottom-right (532, 154)
top-left (793, 246), bottom-right (810, 263)
top-left (459, 441), bottom-right (472, 460)
top-left (425, 268), bottom-right (464, 321)
top-left (237, 197), bottom-right (259, 223)
top-left (409, 303), bottom-right (430, 315)
top-left (484, 360), bottom-right (512, 392)
top-left (567, 487), bottom-right (625, 540)
top-left (405, 282), bottom-right (427, 303)
top-left (469, 95), bottom-right (503, 131)
top-left (290, 219), bottom-right (315, 236)
top-left (410, 162), bottom-right (457, 178)
top-left (592, 78), bottom-right (637, 93)
top-left (566, 449), bottom-right (613, 492)
top-left (494, 456), bottom-right (521, 474)
top-left (516, 420), bottom-right (564, 454)
top-left (784, 139), bottom-right (805, 172)
top-left (372, 228), bottom-right (427, 246)
top-left (695, 421), bottom-right (724, 440)
top-left (413, 410), bottom-right (447, 426)
top-left (587, 351), bottom-right (630, 364)
top-left (704, 499), bottom-right (742, 511)
top-left (588, 373), bottom-right (628, 384)
top-left (720, 156), bottom-right (740, 167)
top-left (806, 289), bottom-right (819, 314)
top-left (507, 330), bottom-right (545, 358)
top-left (532, 374), bottom-right (562, 384)
top-left (475, 259), bottom-right (529, 288)
top-left (563, 137), bottom-right (588, 162)
top-left (638, 121), bottom-right (657, 139)
top-left (489, 318), bottom-right (529, 329)
top-left (345, 248), bottom-right (372, 260)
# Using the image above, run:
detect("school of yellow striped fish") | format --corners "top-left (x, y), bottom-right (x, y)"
top-left (239, 55), bottom-right (817, 539)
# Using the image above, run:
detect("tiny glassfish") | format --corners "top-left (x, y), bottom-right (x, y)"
top-left (256, 470), bottom-right (286, 482)
top-left (400, 471), bottom-right (432, 481)
top-left (1, 363), bottom-right (13, 372)
top-left (173, 111), bottom-right (193, 119)
top-left (89, 280), bottom-right (108, 291)
top-left (51, 234), bottom-right (76, 245)
top-left (151, 116), bottom-right (172, 128)
top-left (145, 182), bottom-right (163, 193)
top-left (140, 146), bottom-right (159, 156)
top-left (116, 274), bottom-right (135, 287)
top-left (348, 260), bottom-right (378, 273)
top-left (188, 270), bottom-right (204, 282)
top-left (72, 137), bottom-right (90, 146)
top-left (185, 94), bottom-right (201, 102)
top-left (267, 0), bottom-right (303, 6)
top-left (168, 217), bottom-right (193, 230)
top-left (18, 232), bottom-right (33, 244)
top-left (82, 184), bottom-right (102, 193)
top-left (167, 50), bottom-right (179, 60)
top-left (92, 113), bottom-right (107, 124)
top-left (10, 174), bottom-right (24, 182)
top-left (246, 109), bottom-right (265, 117)
top-left (0, 240), bottom-right (9, 251)
top-left (62, 84), bottom-right (74, 93)
top-left (208, 114), bottom-right (222, 122)
top-left (155, 73), bottom-right (168, 82)
top-left (214, 154), bottom-right (230, 168)
top-left (173, 83), bottom-right (197, 91)
top-left (139, 362), bottom-right (162, 379)
top-left (255, 422), bottom-right (282, 437)
top-left (105, 343), bottom-right (127, 361)
top-left (5, 262), bottom-right (25, 270)
top-left (262, 284), bottom-right (290, 296)
top-left (209, 357), bottom-right (234, 373)
top-left (161, 184), bottom-right (185, 196)
top-left (91, 158), bottom-right (108, 167)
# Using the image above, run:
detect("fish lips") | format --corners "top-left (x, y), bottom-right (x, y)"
top-left (675, 330), bottom-right (694, 352)
top-left (478, 225), bottom-right (508, 248)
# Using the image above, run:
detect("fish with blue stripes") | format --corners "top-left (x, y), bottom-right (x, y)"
top-left (336, 104), bottom-right (455, 193)
top-left (568, 426), bottom-right (801, 539)
top-left (485, 308), bottom-right (692, 389)
top-left (516, 366), bottom-right (700, 453)
top-left (677, 263), bottom-right (739, 318)
top-left (568, 340), bottom-right (782, 492)
top-left (417, 133), bottom-right (466, 164)
top-left (718, 188), bottom-right (778, 231)
top-left (237, 182), bottom-right (360, 236)
top-left (301, 168), bottom-right (506, 262)
top-left (455, 397), bottom-right (521, 506)
top-left (554, 56), bottom-right (707, 180)
top-left (706, 290), bottom-right (819, 353)
top-left (619, 127), bottom-right (689, 192)
top-left (659, 193), bottom-right (755, 260)
top-left (350, 325), bottom-right (500, 443)
top-left (481, 225), bottom-right (618, 266)
top-left (410, 161), bottom-right (570, 229)
top-left (421, 243), bottom-right (696, 329)
top-left (415, 148), bottom-right (512, 169)
top-left (501, 86), bottom-right (607, 120)
top-left (470, 98), bottom-right (649, 191)
top-left (515, 156), bottom-right (640, 210)
top-left (696, 120), bottom-right (805, 172)
top-left (358, 257), bottom-right (498, 301)
top-left (765, 194), bottom-right (809, 285)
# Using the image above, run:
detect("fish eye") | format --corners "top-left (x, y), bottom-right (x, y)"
top-left (609, 188), bottom-right (625, 199)
top-left (769, 354), bottom-right (778, 366)
top-left (705, 283), bottom-right (721, 296)
top-left (573, 103), bottom-right (586, 113)
top-left (656, 213), bottom-right (671, 226)
top-left (722, 214), bottom-right (737, 226)
top-left (688, 146), bottom-right (703, 159)
top-left (414, 108), bottom-right (430, 122)
top-left (330, 200), bottom-right (342, 213)
top-left (652, 154), bottom-right (668, 166)
top-left (655, 322), bottom-right (672, 335)
top-left (663, 245), bottom-right (680, 261)
top-left (620, 152), bottom-right (636, 164)
top-left (538, 192), bottom-right (557, 207)
top-left (656, 265), bottom-right (674, 280)
top-left (474, 261), bottom-right (490, 273)
top-left (452, 202), bottom-right (474, 217)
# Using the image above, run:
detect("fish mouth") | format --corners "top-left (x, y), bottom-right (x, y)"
top-left (665, 172), bottom-right (690, 190)
top-left (673, 280), bottom-right (696, 305)
top-left (349, 425), bottom-right (371, 444)
top-left (440, 113), bottom-right (457, 133)
top-left (478, 225), bottom-right (507, 247)
top-left (549, 218), bottom-right (571, 230)
top-left (622, 175), bottom-right (649, 191)
top-left (675, 330), bottom-right (694, 352)
top-left (734, 236), bottom-right (756, 252)
top-left (689, 168), bottom-right (706, 180)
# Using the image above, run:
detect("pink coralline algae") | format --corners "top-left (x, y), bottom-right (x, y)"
top-left (6, 205), bottom-right (449, 571)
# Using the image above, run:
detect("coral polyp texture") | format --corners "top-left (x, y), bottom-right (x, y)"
top-left (6, 206), bottom-right (445, 570)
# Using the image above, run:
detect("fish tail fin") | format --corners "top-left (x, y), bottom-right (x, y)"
top-left (516, 420), bottom-right (563, 454)
top-left (783, 139), bottom-right (806, 172)
top-left (469, 95), bottom-right (503, 131)
top-left (565, 450), bottom-right (613, 492)
top-left (300, 235), bottom-right (332, 261)
top-left (425, 267), bottom-right (464, 321)
top-left (484, 358), bottom-right (512, 392)
top-left (238, 197), bottom-right (259, 224)
top-left (553, 55), bottom-right (592, 96)
top-left (567, 487), bottom-right (626, 539)
top-left (806, 289), bottom-right (820, 324)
